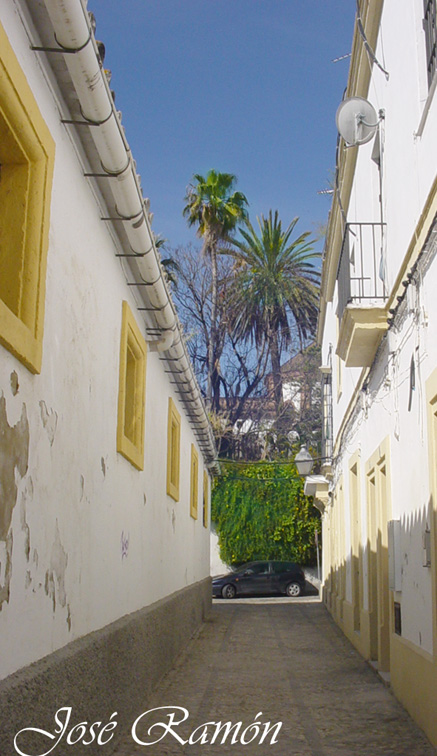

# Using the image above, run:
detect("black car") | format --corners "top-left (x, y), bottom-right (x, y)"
top-left (212, 560), bottom-right (306, 599)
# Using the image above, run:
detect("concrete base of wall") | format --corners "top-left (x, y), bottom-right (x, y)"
top-left (0, 578), bottom-right (211, 755)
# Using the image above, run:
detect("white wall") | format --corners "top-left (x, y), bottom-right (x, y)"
top-left (0, 2), bottom-right (211, 679)
top-left (210, 527), bottom-right (230, 577)
top-left (322, 0), bottom-right (437, 655)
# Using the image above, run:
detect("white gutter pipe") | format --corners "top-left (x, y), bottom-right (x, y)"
top-left (43, 0), bottom-right (174, 332)
top-left (148, 329), bottom-right (174, 353)
top-left (42, 0), bottom-right (216, 463)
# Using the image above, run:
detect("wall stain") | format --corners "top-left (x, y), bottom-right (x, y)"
top-left (121, 531), bottom-right (129, 559)
top-left (26, 476), bottom-right (34, 499)
top-left (0, 532), bottom-right (13, 610)
top-left (101, 457), bottom-right (106, 477)
top-left (0, 396), bottom-right (29, 609)
top-left (44, 521), bottom-right (68, 612)
top-left (44, 571), bottom-right (56, 611)
top-left (39, 400), bottom-right (58, 446)
top-left (0, 396), bottom-right (29, 541)
top-left (10, 372), bottom-right (19, 396)
top-left (20, 501), bottom-right (30, 562)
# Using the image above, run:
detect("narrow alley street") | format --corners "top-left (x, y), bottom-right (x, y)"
top-left (113, 598), bottom-right (436, 756)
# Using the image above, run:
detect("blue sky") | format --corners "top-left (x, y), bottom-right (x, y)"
top-left (88, 1), bottom-right (356, 250)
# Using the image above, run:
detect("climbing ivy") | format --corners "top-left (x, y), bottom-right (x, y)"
top-left (211, 461), bottom-right (320, 567)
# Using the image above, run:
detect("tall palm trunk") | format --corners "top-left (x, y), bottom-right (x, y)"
top-left (207, 241), bottom-right (218, 410)
top-left (183, 171), bottom-right (248, 412)
top-left (268, 326), bottom-right (283, 416)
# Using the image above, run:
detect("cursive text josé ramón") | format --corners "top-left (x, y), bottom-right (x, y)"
top-left (14, 706), bottom-right (283, 754)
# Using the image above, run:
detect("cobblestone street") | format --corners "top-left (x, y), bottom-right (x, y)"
top-left (113, 598), bottom-right (436, 756)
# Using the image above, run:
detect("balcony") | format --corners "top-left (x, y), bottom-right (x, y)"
top-left (336, 222), bottom-right (388, 368)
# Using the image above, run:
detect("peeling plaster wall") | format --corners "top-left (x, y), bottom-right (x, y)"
top-left (0, 397), bottom-right (29, 543)
top-left (0, 2), bottom-right (211, 683)
top-left (0, 397), bottom-right (29, 610)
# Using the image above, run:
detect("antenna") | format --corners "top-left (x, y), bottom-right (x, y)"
top-left (335, 96), bottom-right (379, 147)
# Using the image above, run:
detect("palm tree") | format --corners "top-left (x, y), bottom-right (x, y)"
top-left (183, 170), bottom-right (248, 409)
top-left (227, 210), bottom-right (320, 415)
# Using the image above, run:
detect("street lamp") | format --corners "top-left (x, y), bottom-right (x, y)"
top-left (294, 444), bottom-right (314, 477)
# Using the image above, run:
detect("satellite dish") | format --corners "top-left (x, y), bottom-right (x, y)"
top-left (336, 96), bottom-right (379, 146)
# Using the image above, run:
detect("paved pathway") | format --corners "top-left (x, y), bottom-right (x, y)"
top-left (114, 598), bottom-right (436, 756)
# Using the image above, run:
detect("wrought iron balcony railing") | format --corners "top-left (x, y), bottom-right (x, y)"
top-left (336, 222), bottom-right (387, 321)
top-left (321, 369), bottom-right (333, 465)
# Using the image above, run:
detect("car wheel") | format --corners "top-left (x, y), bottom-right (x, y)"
top-left (286, 582), bottom-right (302, 598)
top-left (222, 584), bottom-right (236, 599)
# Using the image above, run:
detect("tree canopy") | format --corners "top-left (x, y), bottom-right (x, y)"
top-left (183, 170), bottom-right (249, 252)
top-left (226, 210), bottom-right (320, 413)
top-left (177, 174), bottom-right (323, 567)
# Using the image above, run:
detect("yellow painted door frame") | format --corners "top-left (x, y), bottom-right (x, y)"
top-left (376, 455), bottom-right (390, 672)
top-left (366, 438), bottom-right (392, 673)
top-left (350, 453), bottom-right (362, 633)
top-left (367, 469), bottom-right (379, 660)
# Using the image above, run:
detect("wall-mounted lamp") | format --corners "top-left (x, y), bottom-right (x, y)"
top-left (294, 444), bottom-right (314, 477)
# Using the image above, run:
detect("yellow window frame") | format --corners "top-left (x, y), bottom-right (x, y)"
top-left (117, 301), bottom-right (147, 470)
top-left (167, 397), bottom-right (181, 501)
top-left (0, 20), bottom-right (55, 374)
top-left (190, 444), bottom-right (199, 520)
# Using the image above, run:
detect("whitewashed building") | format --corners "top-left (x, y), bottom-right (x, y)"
top-left (315, 0), bottom-right (437, 745)
top-left (0, 1), bottom-right (216, 751)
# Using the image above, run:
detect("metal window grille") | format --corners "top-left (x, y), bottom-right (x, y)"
top-left (321, 371), bottom-right (333, 464)
top-left (424, 0), bottom-right (437, 88)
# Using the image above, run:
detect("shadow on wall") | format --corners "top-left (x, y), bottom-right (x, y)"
top-left (324, 500), bottom-right (434, 672)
